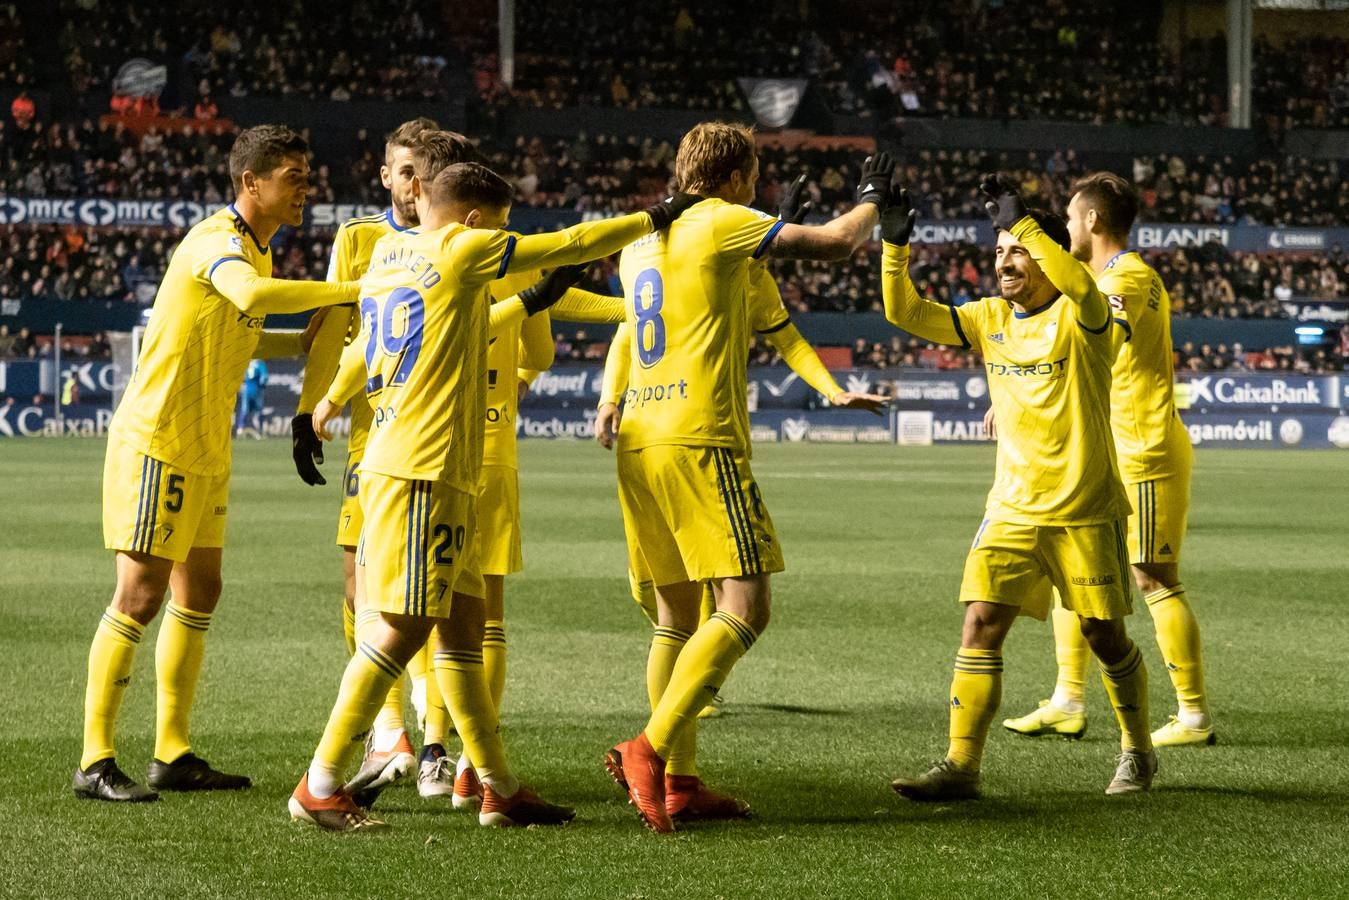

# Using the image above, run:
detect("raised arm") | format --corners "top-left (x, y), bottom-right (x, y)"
top-left (551, 288), bottom-right (625, 324)
top-left (768, 153), bottom-right (891, 261)
top-left (982, 173), bottom-right (1108, 331)
top-left (489, 194), bottom-right (699, 278)
top-left (209, 258), bottom-right (358, 315)
top-left (877, 188), bottom-right (971, 348)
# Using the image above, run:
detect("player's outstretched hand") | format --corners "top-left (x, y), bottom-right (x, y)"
top-left (595, 402), bottom-right (622, 450)
top-left (880, 185), bottom-right (918, 246)
top-left (829, 391), bottom-right (889, 417)
top-left (291, 413), bottom-right (326, 485)
top-left (646, 191), bottom-right (704, 230)
top-left (855, 152), bottom-right (894, 208)
top-left (779, 172), bottom-right (814, 224)
top-left (520, 264), bottom-right (589, 316)
top-left (980, 172), bottom-right (1028, 231)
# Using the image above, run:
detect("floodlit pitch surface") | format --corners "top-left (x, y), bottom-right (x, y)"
top-left (2, 439), bottom-right (1346, 898)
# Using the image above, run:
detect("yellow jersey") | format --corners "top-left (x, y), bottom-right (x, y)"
top-left (615, 198), bottom-right (784, 454)
top-left (299, 209), bottom-right (413, 454)
top-left (1099, 251), bottom-right (1192, 481)
top-left (111, 205), bottom-right (274, 476)
top-left (881, 218), bottom-right (1129, 526)
top-left (353, 211), bottom-right (657, 489)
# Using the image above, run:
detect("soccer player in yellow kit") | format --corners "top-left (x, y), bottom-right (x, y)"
top-left (437, 280), bottom-right (631, 809)
top-left (599, 122), bottom-right (893, 833)
top-left (287, 155), bottom-right (699, 832)
top-left (600, 261), bottom-right (888, 723)
top-left (883, 176), bottom-right (1157, 800)
top-left (1002, 172), bottom-right (1213, 746)
top-left (75, 125), bottom-right (361, 802)
top-left (291, 118), bottom-right (446, 800)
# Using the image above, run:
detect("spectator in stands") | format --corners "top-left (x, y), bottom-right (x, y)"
top-left (10, 86), bottom-right (32, 127)
top-left (193, 93), bottom-right (218, 121)
top-left (0, 323), bottom-right (19, 358)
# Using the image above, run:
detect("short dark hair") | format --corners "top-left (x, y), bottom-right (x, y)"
top-left (410, 130), bottom-right (482, 184)
top-left (429, 162), bottom-right (513, 211)
top-left (228, 125), bottom-right (308, 192)
top-left (1072, 172), bottom-right (1139, 238)
top-left (384, 117), bottom-right (439, 163)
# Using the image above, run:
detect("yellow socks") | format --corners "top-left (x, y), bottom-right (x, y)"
top-left (81, 608), bottom-right (145, 770)
top-left (648, 626), bottom-right (696, 776)
top-left (422, 642), bottom-right (450, 747)
top-left (946, 648), bottom-right (1003, 772)
top-left (1099, 641), bottom-right (1151, 751)
top-left (341, 602), bottom-right (356, 656)
top-left (1049, 606), bottom-right (1089, 711)
top-left (153, 604), bottom-right (211, 763)
top-left (434, 648), bottom-right (517, 796)
top-left (1145, 584), bottom-right (1209, 725)
top-left (308, 641), bottom-right (403, 797)
top-left (356, 608), bottom-right (407, 750)
top-left (645, 611), bottom-right (755, 759)
top-left (483, 620), bottom-right (507, 713)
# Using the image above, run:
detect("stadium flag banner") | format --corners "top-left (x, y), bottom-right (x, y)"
top-left (737, 78), bottom-right (808, 128)
top-left (4, 197), bottom-right (1349, 251)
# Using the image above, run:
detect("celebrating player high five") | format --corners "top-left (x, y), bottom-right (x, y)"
top-left (287, 145), bottom-right (701, 831)
top-left (599, 122), bottom-right (893, 833)
top-left (882, 175), bottom-right (1156, 800)
top-left (1002, 172), bottom-right (1213, 746)
top-left (76, 126), bottom-right (360, 802)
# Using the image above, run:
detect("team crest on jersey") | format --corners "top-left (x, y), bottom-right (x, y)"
top-left (987, 332), bottom-right (1004, 344)
top-left (227, 235), bottom-right (245, 254)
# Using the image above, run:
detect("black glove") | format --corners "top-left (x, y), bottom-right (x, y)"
top-left (290, 414), bottom-right (326, 486)
top-left (854, 152), bottom-right (894, 207)
top-left (880, 186), bottom-right (918, 246)
top-left (645, 191), bottom-right (703, 230)
top-left (519, 263), bottom-right (590, 316)
top-left (778, 172), bottom-right (813, 224)
top-left (980, 172), bottom-right (1029, 231)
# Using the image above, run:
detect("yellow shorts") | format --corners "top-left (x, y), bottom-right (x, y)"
top-left (617, 444), bottom-right (784, 586)
top-left (959, 517), bottom-right (1132, 621)
top-left (102, 438), bottom-right (228, 563)
top-left (336, 451), bottom-right (364, 548)
top-left (477, 465), bottom-right (522, 577)
top-left (357, 472), bottom-right (486, 618)
top-left (1126, 474), bottom-right (1189, 566)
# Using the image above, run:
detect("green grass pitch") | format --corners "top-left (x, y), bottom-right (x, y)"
top-left (2, 438), bottom-right (1346, 898)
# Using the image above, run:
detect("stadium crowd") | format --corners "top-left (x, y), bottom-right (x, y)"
top-left (54, 0), bottom-right (451, 105)
top-left (6, 221), bottom-right (1343, 325)
top-left (498, 0), bottom-right (1348, 129)
top-left (0, 1), bottom-right (1340, 127)
top-left (7, 118), bottom-right (1345, 231)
